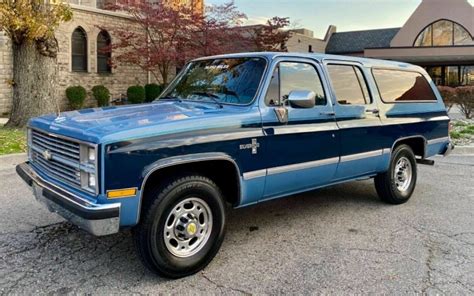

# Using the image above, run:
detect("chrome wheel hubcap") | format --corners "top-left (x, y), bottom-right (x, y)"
top-left (394, 156), bottom-right (412, 192)
top-left (163, 197), bottom-right (212, 258)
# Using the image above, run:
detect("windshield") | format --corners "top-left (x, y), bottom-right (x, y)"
top-left (160, 57), bottom-right (267, 105)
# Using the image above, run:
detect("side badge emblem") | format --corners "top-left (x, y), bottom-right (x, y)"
top-left (240, 138), bottom-right (260, 154)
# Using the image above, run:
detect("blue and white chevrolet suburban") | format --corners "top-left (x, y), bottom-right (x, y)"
top-left (17, 52), bottom-right (453, 278)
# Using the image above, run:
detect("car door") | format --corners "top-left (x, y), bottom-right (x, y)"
top-left (259, 58), bottom-right (339, 199)
top-left (324, 61), bottom-right (384, 180)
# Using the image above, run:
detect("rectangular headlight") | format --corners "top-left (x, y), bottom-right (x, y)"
top-left (80, 144), bottom-right (98, 194)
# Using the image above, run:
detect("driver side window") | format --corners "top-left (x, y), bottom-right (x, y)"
top-left (265, 62), bottom-right (327, 106)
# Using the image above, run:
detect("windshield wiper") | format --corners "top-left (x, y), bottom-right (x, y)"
top-left (191, 92), bottom-right (223, 108)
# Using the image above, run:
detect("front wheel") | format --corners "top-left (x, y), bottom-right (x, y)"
top-left (133, 174), bottom-right (226, 278)
top-left (374, 144), bottom-right (417, 204)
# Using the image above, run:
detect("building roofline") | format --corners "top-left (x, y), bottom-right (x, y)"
top-left (332, 27), bottom-right (401, 34)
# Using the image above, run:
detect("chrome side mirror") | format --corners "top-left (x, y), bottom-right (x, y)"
top-left (288, 90), bottom-right (316, 108)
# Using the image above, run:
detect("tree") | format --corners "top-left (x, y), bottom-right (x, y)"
top-left (0, 0), bottom-right (72, 127)
top-left (253, 16), bottom-right (291, 52)
top-left (190, 2), bottom-right (247, 57)
top-left (107, 1), bottom-right (247, 85)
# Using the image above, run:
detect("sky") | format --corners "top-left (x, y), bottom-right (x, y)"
top-left (206, 0), bottom-right (474, 39)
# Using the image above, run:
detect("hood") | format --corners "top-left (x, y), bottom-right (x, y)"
top-left (29, 101), bottom-right (258, 144)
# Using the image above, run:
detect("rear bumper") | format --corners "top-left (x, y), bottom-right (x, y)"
top-left (441, 141), bottom-right (455, 157)
top-left (16, 162), bottom-right (120, 236)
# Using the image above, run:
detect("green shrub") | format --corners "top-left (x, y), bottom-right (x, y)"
top-left (144, 83), bottom-right (163, 102)
top-left (65, 86), bottom-right (87, 110)
top-left (127, 85), bottom-right (145, 104)
top-left (92, 85), bottom-right (110, 107)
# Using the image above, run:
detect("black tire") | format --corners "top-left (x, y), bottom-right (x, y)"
top-left (374, 144), bottom-right (417, 204)
top-left (133, 174), bottom-right (226, 278)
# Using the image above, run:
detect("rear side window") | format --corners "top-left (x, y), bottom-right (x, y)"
top-left (372, 69), bottom-right (437, 103)
top-left (327, 64), bottom-right (370, 105)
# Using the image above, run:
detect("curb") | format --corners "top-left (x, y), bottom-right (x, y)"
top-left (451, 145), bottom-right (474, 155)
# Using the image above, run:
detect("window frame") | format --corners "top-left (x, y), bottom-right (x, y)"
top-left (97, 30), bottom-right (112, 74)
top-left (71, 27), bottom-right (88, 73)
top-left (326, 63), bottom-right (373, 106)
top-left (413, 19), bottom-right (474, 47)
top-left (263, 60), bottom-right (329, 108)
top-left (371, 67), bottom-right (438, 104)
top-left (160, 56), bottom-right (270, 107)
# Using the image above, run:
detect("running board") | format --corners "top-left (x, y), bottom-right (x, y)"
top-left (416, 158), bottom-right (435, 166)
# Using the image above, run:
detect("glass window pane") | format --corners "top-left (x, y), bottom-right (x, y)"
top-left (426, 66), bottom-right (444, 86)
top-left (97, 31), bottom-right (111, 73)
top-left (71, 28), bottom-right (87, 72)
top-left (414, 26), bottom-right (432, 46)
top-left (454, 24), bottom-right (473, 45)
top-left (373, 69), bottom-right (437, 102)
top-left (163, 58), bottom-right (267, 105)
top-left (327, 65), bottom-right (367, 105)
top-left (265, 66), bottom-right (280, 106)
top-left (446, 66), bottom-right (460, 87)
top-left (279, 62), bottom-right (326, 106)
top-left (460, 66), bottom-right (474, 86)
top-left (432, 20), bottom-right (453, 46)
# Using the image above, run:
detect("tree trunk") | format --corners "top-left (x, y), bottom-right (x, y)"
top-left (6, 41), bottom-right (59, 128)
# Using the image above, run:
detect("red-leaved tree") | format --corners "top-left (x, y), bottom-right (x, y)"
top-left (252, 16), bottom-right (291, 52)
top-left (107, 1), bottom-right (248, 85)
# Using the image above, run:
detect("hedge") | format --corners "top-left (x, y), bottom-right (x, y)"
top-left (65, 86), bottom-right (86, 110)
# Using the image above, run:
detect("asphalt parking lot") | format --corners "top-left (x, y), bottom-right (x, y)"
top-left (0, 154), bottom-right (473, 294)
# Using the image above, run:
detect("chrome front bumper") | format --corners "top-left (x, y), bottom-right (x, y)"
top-left (16, 162), bottom-right (120, 236)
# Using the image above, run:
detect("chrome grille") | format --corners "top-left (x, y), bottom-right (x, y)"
top-left (30, 129), bottom-right (81, 187)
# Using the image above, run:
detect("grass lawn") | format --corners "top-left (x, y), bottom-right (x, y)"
top-left (0, 127), bottom-right (27, 155)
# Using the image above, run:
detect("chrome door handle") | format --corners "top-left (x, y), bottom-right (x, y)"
top-left (320, 111), bottom-right (335, 116)
top-left (365, 108), bottom-right (379, 114)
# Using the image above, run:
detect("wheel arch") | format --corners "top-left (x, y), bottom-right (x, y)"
top-left (136, 153), bottom-right (242, 224)
top-left (391, 135), bottom-right (427, 158)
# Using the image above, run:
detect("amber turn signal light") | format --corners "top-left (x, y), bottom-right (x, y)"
top-left (107, 188), bottom-right (137, 199)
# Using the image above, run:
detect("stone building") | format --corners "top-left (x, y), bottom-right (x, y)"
top-left (0, 0), bottom-right (204, 115)
top-left (326, 0), bottom-right (474, 87)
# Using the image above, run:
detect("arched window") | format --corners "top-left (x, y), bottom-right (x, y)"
top-left (71, 27), bottom-right (87, 72)
top-left (414, 20), bottom-right (473, 47)
top-left (97, 30), bottom-right (112, 73)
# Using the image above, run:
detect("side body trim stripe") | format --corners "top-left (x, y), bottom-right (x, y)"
top-left (243, 149), bottom-right (387, 180)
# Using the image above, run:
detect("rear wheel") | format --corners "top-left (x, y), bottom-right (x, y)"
top-left (374, 144), bottom-right (417, 204)
top-left (133, 174), bottom-right (226, 278)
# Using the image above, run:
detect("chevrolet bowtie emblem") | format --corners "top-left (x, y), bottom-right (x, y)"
top-left (42, 149), bottom-right (52, 161)
top-left (239, 138), bottom-right (260, 154)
